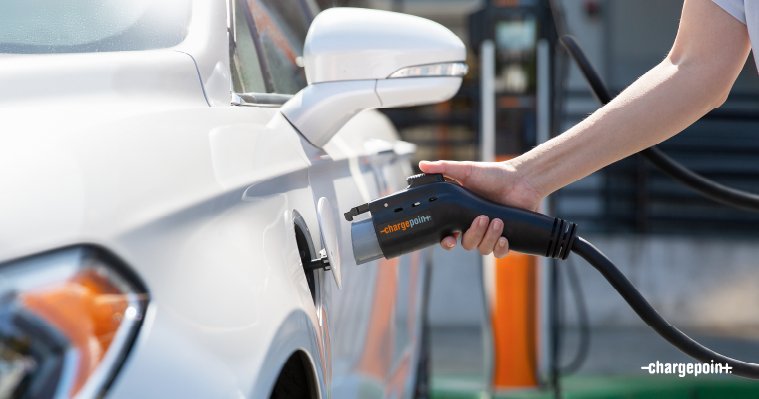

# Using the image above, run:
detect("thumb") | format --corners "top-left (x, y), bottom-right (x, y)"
top-left (419, 160), bottom-right (474, 184)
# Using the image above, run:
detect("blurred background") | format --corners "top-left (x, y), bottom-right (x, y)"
top-left (318, 0), bottom-right (759, 398)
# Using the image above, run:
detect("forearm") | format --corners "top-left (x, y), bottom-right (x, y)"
top-left (513, 0), bottom-right (750, 199)
top-left (514, 59), bottom-right (721, 197)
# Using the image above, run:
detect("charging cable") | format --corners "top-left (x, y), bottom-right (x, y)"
top-left (571, 237), bottom-right (759, 379)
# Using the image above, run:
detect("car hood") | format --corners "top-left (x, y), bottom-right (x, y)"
top-left (0, 50), bottom-right (209, 108)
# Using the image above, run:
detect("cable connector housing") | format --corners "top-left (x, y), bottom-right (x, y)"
top-left (547, 219), bottom-right (578, 260)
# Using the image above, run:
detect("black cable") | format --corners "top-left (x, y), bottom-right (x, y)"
top-left (572, 237), bottom-right (759, 380)
top-left (560, 35), bottom-right (759, 213)
top-left (546, 3), bottom-right (573, 397)
top-left (558, 257), bottom-right (590, 375)
top-left (557, 32), bottom-right (759, 380)
top-left (558, 36), bottom-right (612, 105)
top-left (549, 258), bottom-right (561, 398)
top-left (414, 250), bottom-right (434, 399)
top-left (547, 0), bottom-right (568, 37)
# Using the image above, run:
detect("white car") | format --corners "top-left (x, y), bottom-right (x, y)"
top-left (0, 0), bottom-right (466, 398)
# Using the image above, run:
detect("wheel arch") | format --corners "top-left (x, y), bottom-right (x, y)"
top-left (249, 310), bottom-right (325, 399)
top-left (268, 349), bottom-right (320, 399)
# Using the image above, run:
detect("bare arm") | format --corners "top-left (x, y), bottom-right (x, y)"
top-left (516, 0), bottom-right (750, 197)
top-left (420, 0), bottom-right (751, 255)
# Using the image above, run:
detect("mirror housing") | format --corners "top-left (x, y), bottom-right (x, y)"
top-left (281, 8), bottom-right (467, 147)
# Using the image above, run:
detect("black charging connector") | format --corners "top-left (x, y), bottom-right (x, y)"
top-left (349, 173), bottom-right (577, 262)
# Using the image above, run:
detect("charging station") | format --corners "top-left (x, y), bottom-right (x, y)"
top-left (469, 0), bottom-right (559, 390)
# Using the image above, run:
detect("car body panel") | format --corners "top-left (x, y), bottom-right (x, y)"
top-left (0, 0), bottom-right (428, 397)
top-left (0, 51), bottom-right (207, 107)
top-left (173, 0), bottom-right (231, 107)
top-left (323, 113), bottom-right (429, 399)
top-left (0, 105), bottom-right (328, 396)
top-left (0, 103), bottom-right (425, 398)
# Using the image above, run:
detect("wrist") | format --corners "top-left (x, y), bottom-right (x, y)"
top-left (502, 158), bottom-right (546, 210)
top-left (509, 149), bottom-right (556, 197)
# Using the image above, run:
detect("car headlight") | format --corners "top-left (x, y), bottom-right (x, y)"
top-left (0, 246), bottom-right (148, 399)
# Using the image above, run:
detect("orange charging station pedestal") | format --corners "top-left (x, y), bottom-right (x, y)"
top-left (489, 252), bottom-right (540, 389)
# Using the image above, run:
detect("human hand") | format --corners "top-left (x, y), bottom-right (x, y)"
top-left (418, 160), bottom-right (544, 258)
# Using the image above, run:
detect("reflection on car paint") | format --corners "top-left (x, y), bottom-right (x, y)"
top-left (357, 257), bottom-right (400, 381)
top-left (354, 251), bottom-right (421, 391)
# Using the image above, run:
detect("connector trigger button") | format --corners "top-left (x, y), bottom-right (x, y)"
top-left (406, 173), bottom-right (445, 188)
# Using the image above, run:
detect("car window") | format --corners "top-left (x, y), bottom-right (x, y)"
top-left (230, 0), bottom-right (268, 93)
top-left (0, 0), bottom-right (190, 54)
top-left (248, 0), bottom-right (309, 94)
top-left (301, 0), bottom-right (321, 20)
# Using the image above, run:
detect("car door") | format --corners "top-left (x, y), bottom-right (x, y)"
top-left (230, 0), bottom-right (340, 389)
top-left (237, 1), bottom-right (428, 397)
top-left (323, 114), bottom-right (429, 399)
top-left (233, 0), bottom-right (348, 391)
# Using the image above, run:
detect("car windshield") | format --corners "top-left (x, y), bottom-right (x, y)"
top-left (0, 0), bottom-right (192, 54)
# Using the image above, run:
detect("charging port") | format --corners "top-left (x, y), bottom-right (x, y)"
top-left (293, 213), bottom-right (317, 303)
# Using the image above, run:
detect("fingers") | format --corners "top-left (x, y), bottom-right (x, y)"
top-left (419, 160), bottom-right (475, 185)
top-left (484, 222), bottom-right (509, 258)
top-left (440, 232), bottom-right (460, 250)
top-left (477, 218), bottom-right (503, 255)
top-left (461, 216), bottom-right (489, 251)
top-left (493, 237), bottom-right (510, 258)
top-left (443, 216), bottom-right (510, 257)
top-left (418, 159), bottom-right (448, 174)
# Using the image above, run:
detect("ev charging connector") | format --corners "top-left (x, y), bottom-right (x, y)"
top-left (345, 173), bottom-right (577, 264)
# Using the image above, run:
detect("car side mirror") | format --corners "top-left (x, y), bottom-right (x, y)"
top-left (281, 8), bottom-right (467, 147)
